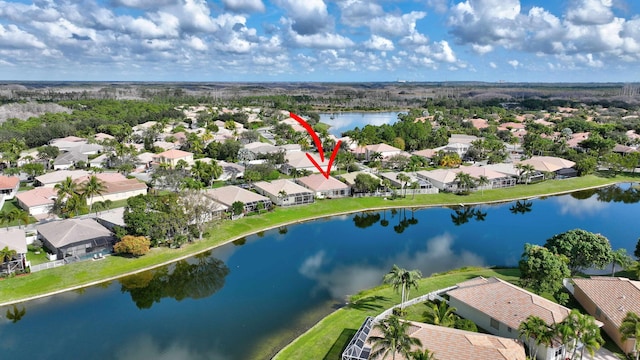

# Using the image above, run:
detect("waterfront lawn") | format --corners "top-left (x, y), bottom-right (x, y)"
top-left (273, 267), bottom-right (519, 360)
top-left (0, 173), bottom-right (635, 305)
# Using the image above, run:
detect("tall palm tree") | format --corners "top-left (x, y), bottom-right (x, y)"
top-left (611, 248), bottom-right (633, 276)
top-left (80, 175), bottom-right (107, 213)
top-left (476, 175), bottom-right (490, 195)
top-left (383, 265), bottom-right (422, 310)
top-left (516, 163), bottom-right (536, 184)
top-left (209, 160), bottom-right (223, 186)
top-left (369, 315), bottom-right (422, 360)
top-left (396, 173), bottom-right (410, 198)
top-left (518, 315), bottom-right (550, 360)
top-left (12, 209), bottom-right (30, 229)
top-left (558, 309), bottom-right (603, 360)
top-left (54, 176), bottom-right (79, 200)
top-left (422, 301), bottom-right (457, 328)
top-left (454, 172), bottom-right (475, 194)
top-left (620, 312), bottom-right (640, 360)
top-left (578, 321), bottom-right (604, 360)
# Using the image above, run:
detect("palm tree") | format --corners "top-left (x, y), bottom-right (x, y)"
top-left (396, 173), bottom-right (410, 198)
top-left (0, 246), bottom-right (17, 274)
top-left (620, 312), bottom-right (640, 360)
top-left (558, 309), bottom-right (603, 360)
top-left (80, 175), bottom-right (107, 213)
top-left (54, 176), bottom-right (79, 200)
top-left (369, 315), bottom-right (422, 360)
top-left (422, 301), bottom-right (457, 328)
top-left (516, 163), bottom-right (536, 184)
top-left (209, 160), bottom-right (223, 186)
top-left (476, 175), bottom-right (490, 195)
top-left (383, 265), bottom-right (422, 310)
top-left (12, 209), bottom-right (30, 229)
top-left (518, 315), bottom-right (550, 360)
top-left (611, 248), bottom-right (633, 276)
top-left (410, 181), bottom-right (420, 199)
top-left (410, 348), bottom-right (437, 360)
top-left (454, 172), bottom-right (475, 194)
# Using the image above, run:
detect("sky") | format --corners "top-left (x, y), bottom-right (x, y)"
top-left (0, 0), bottom-right (639, 82)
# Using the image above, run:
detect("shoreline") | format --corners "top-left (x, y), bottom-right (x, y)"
top-left (0, 180), bottom-right (626, 308)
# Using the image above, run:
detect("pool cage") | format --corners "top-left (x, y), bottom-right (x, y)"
top-left (342, 316), bottom-right (374, 360)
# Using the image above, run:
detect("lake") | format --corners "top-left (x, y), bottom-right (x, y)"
top-left (1, 184), bottom-right (640, 359)
top-left (319, 112), bottom-right (405, 136)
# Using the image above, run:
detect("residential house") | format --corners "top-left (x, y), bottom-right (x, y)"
top-left (88, 153), bottom-right (110, 169)
top-left (416, 168), bottom-right (460, 192)
top-left (243, 142), bottom-right (281, 158)
top-left (613, 144), bottom-right (638, 155)
top-left (363, 143), bottom-right (402, 161)
top-left (0, 228), bottom-right (28, 274)
top-left (15, 187), bottom-right (57, 217)
top-left (517, 156), bottom-right (577, 178)
top-left (53, 151), bottom-right (88, 170)
top-left (415, 166), bottom-right (514, 192)
top-left (447, 276), bottom-right (571, 360)
top-left (93, 132), bottom-right (115, 142)
top-left (281, 152), bottom-right (323, 175)
top-left (34, 170), bottom-right (90, 187)
top-left (205, 185), bottom-right (271, 213)
top-left (152, 149), bottom-right (194, 168)
top-left (343, 317), bottom-right (526, 360)
top-left (338, 171), bottom-right (380, 188)
top-left (254, 179), bottom-right (314, 206)
top-left (74, 173), bottom-right (148, 206)
top-left (433, 134), bottom-right (479, 159)
top-left (296, 174), bottom-right (351, 199)
top-left (378, 172), bottom-right (438, 195)
top-left (0, 175), bottom-right (20, 200)
top-left (217, 160), bottom-right (245, 181)
top-left (570, 277), bottom-right (640, 355)
top-left (153, 140), bottom-right (178, 151)
top-left (36, 218), bottom-right (115, 259)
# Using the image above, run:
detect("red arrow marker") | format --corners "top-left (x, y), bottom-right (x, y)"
top-left (289, 112), bottom-right (341, 179)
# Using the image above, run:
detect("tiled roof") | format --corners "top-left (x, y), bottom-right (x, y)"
top-left (366, 143), bottom-right (401, 153)
top-left (573, 277), bottom-right (640, 328)
top-left (205, 185), bottom-right (269, 207)
top-left (254, 179), bottom-right (313, 197)
top-left (367, 321), bottom-right (526, 360)
top-left (154, 149), bottom-right (193, 159)
top-left (0, 175), bottom-right (19, 190)
top-left (35, 170), bottom-right (90, 185)
top-left (36, 218), bottom-right (112, 248)
top-left (0, 228), bottom-right (27, 253)
top-left (517, 156), bottom-right (576, 172)
top-left (448, 277), bottom-right (570, 329)
top-left (297, 174), bottom-right (349, 191)
top-left (16, 187), bottom-right (57, 207)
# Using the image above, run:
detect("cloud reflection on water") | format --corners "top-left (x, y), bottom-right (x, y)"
top-left (298, 232), bottom-right (485, 300)
top-left (115, 334), bottom-right (230, 360)
top-left (555, 195), bottom-right (609, 217)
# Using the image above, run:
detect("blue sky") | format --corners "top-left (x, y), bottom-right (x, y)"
top-left (0, 0), bottom-right (639, 82)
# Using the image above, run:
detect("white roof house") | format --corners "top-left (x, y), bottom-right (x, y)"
top-left (35, 170), bottom-right (90, 187)
top-left (254, 179), bottom-right (314, 206)
top-left (205, 186), bottom-right (271, 213)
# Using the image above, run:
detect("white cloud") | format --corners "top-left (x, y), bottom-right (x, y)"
top-left (289, 30), bottom-right (354, 49)
top-left (0, 24), bottom-right (46, 49)
top-left (364, 35), bottom-right (394, 51)
top-left (274, 0), bottom-right (331, 35)
top-left (566, 0), bottom-right (614, 25)
top-left (508, 59), bottom-right (520, 68)
top-left (222, 0), bottom-right (265, 13)
top-left (369, 11), bottom-right (427, 38)
top-left (489, 61), bottom-right (497, 68)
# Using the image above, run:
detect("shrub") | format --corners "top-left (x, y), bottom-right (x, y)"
top-left (114, 235), bottom-right (151, 257)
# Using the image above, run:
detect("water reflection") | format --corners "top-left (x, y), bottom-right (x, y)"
top-left (392, 208), bottom-right (419, 233)
top-left (120, 251), bottom-right (229, 309)
top-left (510, 200), bottom-right (533, 215)
top-left (571, 184), bottom-right (640, 203)
top-left (298, 232), bottom-right (485, 300)
top-left (555, 195), bottom-right (610, 217)
top-left (353, 212), bottom-right (381, 229)
top-left (4, 305), bottom-right (26, 324)
top-left (450, 206), bottom-right (487, 226)
top-left (115, 334), bottom-right (230, 360)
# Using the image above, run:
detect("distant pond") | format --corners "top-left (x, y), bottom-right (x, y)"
top-left (2, 184), bottom-right (640, 360)
top-left (319, 111), bottom-right (405, 136)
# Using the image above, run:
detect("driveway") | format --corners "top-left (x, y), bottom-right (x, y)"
top-left (586, 347), bottom-right (624, 360)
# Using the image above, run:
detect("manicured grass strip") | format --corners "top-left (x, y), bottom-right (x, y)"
top-left (273, 268), bottom-right (520, 360)
top-left (0, 173), bottom-right (635, 305)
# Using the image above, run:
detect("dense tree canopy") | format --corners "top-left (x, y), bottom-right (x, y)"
top-left (544, 229), bottom-right (613, 274)
top-left (519, 243), bottom-right (571, 295)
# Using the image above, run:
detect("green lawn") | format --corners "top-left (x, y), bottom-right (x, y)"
top-left (273, 267), bottom-right (520, 360)
top-left (0, 173), bottom-right (636, 306)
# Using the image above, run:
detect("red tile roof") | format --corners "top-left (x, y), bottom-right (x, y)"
top-left (0, 175), bottom-right (19, 190)
top-left (573, 277), bottom-right (640, 329)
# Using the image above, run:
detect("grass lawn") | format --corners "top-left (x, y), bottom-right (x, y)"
top-left (27, 249), bottom-right (50, 266)
top-left (273, 267), bottom-right (519, 360)
top-left (0, 173), bottom-right (636, 306)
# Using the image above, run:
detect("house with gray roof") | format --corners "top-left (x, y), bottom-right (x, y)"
top-left (35, 170), bottom-right (90, 187)
top-left (254, 179), bottom-right (314, 206)
top-left (53, 151), bottom-right (88, 170)
top-left (36, 218), bottom-right (115, 260)
top-left (205, 185), bottom-right (271, 213)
